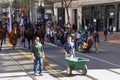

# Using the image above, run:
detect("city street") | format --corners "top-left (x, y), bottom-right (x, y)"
top-left (0, 39), bottom-right (120, 80)
top-left (1, 0), bottom-right (120, 80)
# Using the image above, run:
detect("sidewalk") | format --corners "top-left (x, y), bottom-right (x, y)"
top-left (99, 31), bottom-right (120, 44)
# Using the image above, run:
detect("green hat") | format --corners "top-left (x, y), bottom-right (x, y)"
top-left (79, 27), bottom-right (84, 31)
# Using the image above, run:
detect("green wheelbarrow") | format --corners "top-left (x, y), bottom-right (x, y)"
top-left (65, 57), bottom-right (90, 76)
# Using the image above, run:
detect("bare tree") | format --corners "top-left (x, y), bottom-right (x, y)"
top-left (47, 0), bottom-right (75, 23)
top-left (0, 2), bottom-right (10, 8)
top-left (63, 0), bottom-right (73, 23)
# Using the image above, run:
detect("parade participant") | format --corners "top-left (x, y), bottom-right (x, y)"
top-left (31, 37), bottom-right (45, 76)
top-left (36, 18), bottom-right (43, 29)
top-left (93, 29), bottom-right (99, 53)
top-left (103, 27), bottom-right (108, 41)
top-left (46, 25), bottom-right (51, 42)
top-left (63, 36), bottom-right (75, 58)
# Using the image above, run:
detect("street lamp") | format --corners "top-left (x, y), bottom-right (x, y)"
top-left (13, 0), bottom-right (17, 21)
top-left (37, 4), bottom-right (45, 19)
top-left (61, 0), bottom-right (64, 27)
top-left (37, 0), bottom-right (45, 25)
top-left (34, 0), bottom-right (39, 22)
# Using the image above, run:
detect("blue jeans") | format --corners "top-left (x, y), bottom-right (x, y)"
top-left (54, 35), bottom-right (58, 45)
top-left (34, 56), bottom-right (43, 73)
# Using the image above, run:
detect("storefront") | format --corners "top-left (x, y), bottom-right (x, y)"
top-left (82, 3), bottom-right (120, 31)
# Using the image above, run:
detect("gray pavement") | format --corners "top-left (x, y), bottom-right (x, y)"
top-left (0, 42), bottom-right (63, 80)
top-left (0, 44), bottom-right (33, 80)
top-left (44, 41), bottom-right (120, 80)
top-left (0, 37), bottom-right (120, 80)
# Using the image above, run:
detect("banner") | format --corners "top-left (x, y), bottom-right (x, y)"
top-left (7, 6), bottom-right (12, 35)
top-left (20, 12), bottom-right (24, 25)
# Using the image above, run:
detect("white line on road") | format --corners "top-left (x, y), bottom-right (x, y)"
top-left (77, 52), bottom-right (120, 68)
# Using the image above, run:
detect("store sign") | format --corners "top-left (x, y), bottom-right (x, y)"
top-left (93, 18), bottom-right (97, 22)
top-left (44, 15), bottom-right (48, 19)
top-left (38, 13), bottom-right (44, 19)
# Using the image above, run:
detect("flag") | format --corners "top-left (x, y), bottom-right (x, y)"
top-left (7, 6), bottom-right (12, 36)
top-left (20, 12), bottom-right (24, 25)
top-left (38, 13), bottom-right (44, 19)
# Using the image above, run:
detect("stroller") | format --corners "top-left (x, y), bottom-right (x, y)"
top-left (77, 37), bottom-right (93, 53)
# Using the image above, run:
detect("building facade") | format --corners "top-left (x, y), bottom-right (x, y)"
top-left (82, 2), bottom-right (120, 31)
top-left (54, 1), bottom-right (81, 27)
top-left (54, 0), bottom-right (120, 31)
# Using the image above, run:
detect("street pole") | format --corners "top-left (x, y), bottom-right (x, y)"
top-left (14, 0), bottom-right (17, 21)
top-left (27, 0), bottom-right (30, 22)
top-left (29, 0), bottom-right (32, 23)
top-left (0, 6), bottom-right (2, 21)
top-left (8, 0), bottom-right (12, 33)
top-left (61, 0), bottom-right (64, 27)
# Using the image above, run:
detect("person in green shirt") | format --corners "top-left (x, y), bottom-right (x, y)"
top-left (31, 37), bottom-right (45, 76)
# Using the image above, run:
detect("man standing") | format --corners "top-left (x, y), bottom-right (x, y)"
top-left (31, 37), bottom-right (45, 76)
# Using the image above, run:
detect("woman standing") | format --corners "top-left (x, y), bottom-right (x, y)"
top-left (93, 29), bottom-right (99, 53)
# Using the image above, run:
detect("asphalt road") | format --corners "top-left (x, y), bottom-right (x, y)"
top-left (0, 39), bottom-right (120, 80)
top-left (43, 41), bottom-right (120, 80)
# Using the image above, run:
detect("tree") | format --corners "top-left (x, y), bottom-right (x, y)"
top-left (46, 0), bottom-right (75, 24)
top-left (0, 2), bottom-right (10, 8)
top-left (63, 0), bottom-right (73, 24)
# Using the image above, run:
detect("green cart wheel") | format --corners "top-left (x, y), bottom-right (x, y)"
top-left (82, 65), bottom-right (87, 75)
top-left (67, 66), bottom-right (72, 76)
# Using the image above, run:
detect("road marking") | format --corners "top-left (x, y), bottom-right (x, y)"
top-left (77, 52), bottom-right (120, 67)
top-left (45, 66), bottom-right (68, 80)
top-left (90, 47), bottom-right (107, 51)
top-left (6, 42), bottom-right (68, 80)
top-left (17, 49), bottom-right (68, 80)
